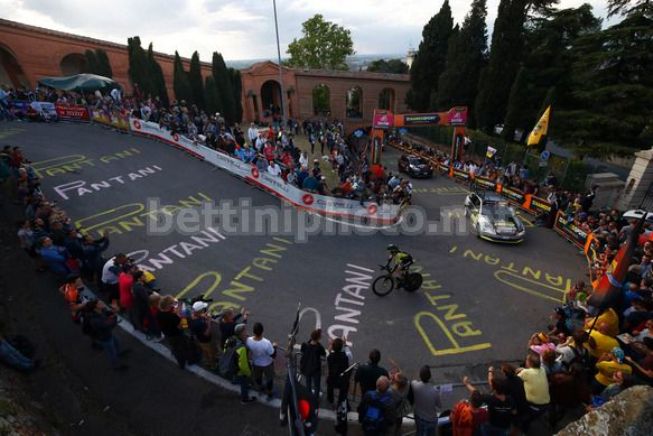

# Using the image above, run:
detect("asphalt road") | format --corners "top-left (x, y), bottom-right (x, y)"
top-left (4, 121), bottom-right (585, 411)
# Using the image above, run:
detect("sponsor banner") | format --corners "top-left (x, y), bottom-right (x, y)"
top-left (128, 118), bottom-right (400, 224)
top-left (447, 107), bottom-right (468, 126)
top-left (554, 212), bottom-right (587, 248)
top-left (9, 100), bottom-right (30, 116)
top-left (529, 195), bottom-right (552, 214)
top-left (92, 108), bottom-right (129, 131)
top-left (372, 111), bottom-right (394, 129)
top-left (474, 176), bottom-right (496, 191)
top-left (55, 103), bottom-right (90, 122)
top-left (30, 101), bottom-right (58, 119)
top-left (129, 118), bottom-right (204, 160)
top-left (453, 169), bottom-right (470, 181)
top-left (501, 187), bottom-right (525, 204)
top-left (403, 113), bottom-right (441, 126)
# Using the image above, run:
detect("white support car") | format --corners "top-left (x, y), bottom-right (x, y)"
top-left (464, 191), bottom-right (526, 243)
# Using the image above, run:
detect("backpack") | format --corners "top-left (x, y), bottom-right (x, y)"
top-left (219, 336), bottom-right (239, 379)
top-left (361, 391), bottom-right (390, 432)
top-left (80, 311), bottom-right (96, 338)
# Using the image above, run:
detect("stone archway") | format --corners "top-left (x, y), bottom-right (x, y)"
top-left (346, 86), bottom-right (363, 119)
top-left (0, 45), bottom-right (29, 88)
top-left (60, 53), bottom-right (87, 76)
top-left (312, 84), bottom-right (331, 116)
top-left (378, 88), bottom-right (395, 111)
top-left (260, 79), bottom-right (282, 117)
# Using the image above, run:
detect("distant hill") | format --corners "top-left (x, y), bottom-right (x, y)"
top-left (226, 53), bottom-right (406, 71)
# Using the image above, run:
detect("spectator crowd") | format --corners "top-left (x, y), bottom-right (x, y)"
top-left (2, 86), bottom-right (653, 436)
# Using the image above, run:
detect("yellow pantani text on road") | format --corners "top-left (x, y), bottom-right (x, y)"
top-left (413, 265), bottom-right (491, 357)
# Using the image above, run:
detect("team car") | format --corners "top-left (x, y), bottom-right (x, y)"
top-left (397, 154), bottom-right (434, 178)
top-left (464, 191), bottom-right (526, 243)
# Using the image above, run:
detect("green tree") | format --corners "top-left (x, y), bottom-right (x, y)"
top-left (286, 14), bottom-right (354, 70)
top-left (502, 5), bottom-right (600, 141)
top-left (173, 51), bottom-right (192, 104)
top-left (229, 68), bottom-right (243, 123)
top-left (474, 0), bottom-right (557, 133)
top-left (407, 0), bottom-right (454, 111)
top-left (204, 76), bottom-right (221, 115)
top-left (211, 52), bottom-right (235, 123)
top-left (128, 36), bottom-right (154, 96)
top-left (188, 51), bottom-right (205, 108)
top-left (608, 0), bottom-right (653, 16)
top-left (366, 59), bottom-right (409, 74)
top-left (553, 12), bottom-right (653, 155)
top-left (146, 44), bottom-right (168, 106)
top-left (95, 49), bottom-right (113, 78)
top-left (126, 37), bottom-right (167, 101)
top-left (312, 85), bottom-right (330, 115)
top-left (437, 0), bottom-right (488, 124)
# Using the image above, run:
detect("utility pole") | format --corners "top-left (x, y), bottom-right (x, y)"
top-left (273, 0), bottom-right (286, 127)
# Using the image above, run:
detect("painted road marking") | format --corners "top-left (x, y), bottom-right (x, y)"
top-left (326, 264), bottom-right (374, 347)
top-left (31, 148), bottom-right (142, 177)
top-left (75, 192), bottom-right (213, 237)
top-left (412, 265), bottom-right (491, 357)
top-left (450, 245), bottom-right (569, 302)
top-left (53, 165), bottom-right (163, 200)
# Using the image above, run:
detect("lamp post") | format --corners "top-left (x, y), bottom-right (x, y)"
top-left (273, 0), bottom-right (286, 127)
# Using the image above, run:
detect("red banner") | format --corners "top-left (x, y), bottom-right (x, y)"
top-left (372, 110), bottom-right (394, 129)
top-left (55, 104), bottom-right (90, 122)
top-left (447, 107), bottom-right (468, 126)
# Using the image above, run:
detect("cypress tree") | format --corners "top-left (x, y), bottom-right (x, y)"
top-left (127, 36), bottom-right (157, 97)
top-left (211, 52), bottom-right (235, 123)
top-left (474, 0), bottom-right (529, 132)
top-left (188, 51), bottom-right (205, 109)
top-left (437, 0), bottom-right (488, 125)
top-left (95, 49), bottom-right (113, 78)
top-left (146, 44), bottom-right (168, 106)
top-left (173, 51), bottom-right (192, 104)
top-left (229, 68), bottom-right (243, 123)
top-left (204, 76), bottom-right (221, 115)
top-left (407, 0), bottom-right (454, 111)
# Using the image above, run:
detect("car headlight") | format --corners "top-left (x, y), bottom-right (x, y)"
top-left (409, 165), bottom-right (418, 170)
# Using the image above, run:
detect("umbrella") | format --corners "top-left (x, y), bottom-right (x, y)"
top-left (38, 74), bottom-right (120, 92)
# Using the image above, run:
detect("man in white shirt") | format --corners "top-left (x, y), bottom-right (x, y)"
top-left (267, 160), bottom-right (282, 177)
top-left (299, 151), bottom-right (309, 168)
top-left (255, 134), bottom-right (266, 153)
top-left (101, 253), bottom-right (128, 310)
top-left (246, 322), bottom-right (277, 400)
top-left (247, 123), bottom-right (258, 146)
top-left (110, 87), bottom-right (122, 103)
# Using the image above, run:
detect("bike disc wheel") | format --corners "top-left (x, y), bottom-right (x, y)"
top-left (372, 275), bottom-right (395, 296)
top-left (404, 273), bottom-right (423, 292)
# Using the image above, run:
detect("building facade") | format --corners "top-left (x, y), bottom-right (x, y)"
top-left (1, 18), bottom-right (410, 130)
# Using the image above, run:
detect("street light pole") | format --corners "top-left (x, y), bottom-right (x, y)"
top-left (273, 0), bottom-right (287, 127)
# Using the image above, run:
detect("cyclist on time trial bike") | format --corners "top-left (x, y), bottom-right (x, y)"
top-left (386, 244), bottom-right (413, 278)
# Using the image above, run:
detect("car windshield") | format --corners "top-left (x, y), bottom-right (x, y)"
top-left (481, 202), bottom-right (514, 219)
top-left (408, 158), bottom-right (426, 165)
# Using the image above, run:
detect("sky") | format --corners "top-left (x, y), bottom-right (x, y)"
top-left (1, 0), bottom-right (614, 61)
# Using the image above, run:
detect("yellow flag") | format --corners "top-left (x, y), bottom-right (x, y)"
top-left (527, 106), bottom-right (551, 147)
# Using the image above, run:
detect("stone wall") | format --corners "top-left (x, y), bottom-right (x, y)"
top-left (557, 386), bottom-right (653, 436)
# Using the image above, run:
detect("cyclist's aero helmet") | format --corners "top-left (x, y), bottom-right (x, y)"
top-left (387, 244), bottom-right (399, 252)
